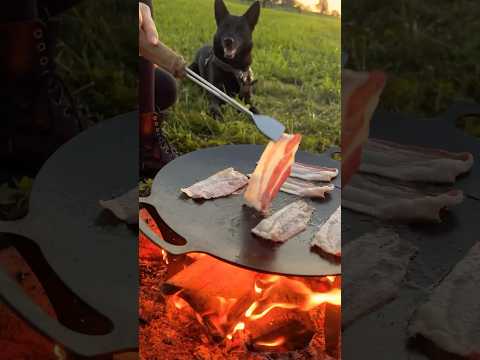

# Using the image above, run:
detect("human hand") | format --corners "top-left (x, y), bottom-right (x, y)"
top-left (139, 2), bottom-right (158, 53)
top-left (139, 3), bottom-right (186, 79)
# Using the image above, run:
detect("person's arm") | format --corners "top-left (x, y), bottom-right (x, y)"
top-left (138, 2), bottom-right (186, 78)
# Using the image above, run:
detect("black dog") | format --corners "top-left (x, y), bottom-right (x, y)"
top-left (190, 0), bottom-right (260, 118)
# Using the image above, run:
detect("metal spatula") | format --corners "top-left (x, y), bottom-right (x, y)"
top-left (186, 68), bottom-right (285, 141)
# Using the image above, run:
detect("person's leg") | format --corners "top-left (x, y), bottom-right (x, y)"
top-left (37, 0), bottom-right (83, 17)
top-left (139, 0), bottom-right (178, 175)
top-left (0, 0), bottom-right (88, 170)
top-left (154, 67), bottom-right (178, 112)
top-left (1, 2), bottom-right (37, 22)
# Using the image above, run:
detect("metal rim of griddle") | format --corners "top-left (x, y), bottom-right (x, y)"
top-left (0, 113), bottom-right (138, 356)
top-left (139, 144), bottom-right (342, 277)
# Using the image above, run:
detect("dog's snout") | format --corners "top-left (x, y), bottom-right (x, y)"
top-left (223, 37), bottom-right (234, 48)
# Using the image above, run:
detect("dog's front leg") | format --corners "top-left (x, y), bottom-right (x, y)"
top-left (208, 93), bottom-right (224, 119)
top-left (240, 92), bottom-right (260, 114)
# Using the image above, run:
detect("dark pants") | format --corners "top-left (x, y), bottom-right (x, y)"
top-left (1, 0), bottom-right (83, 21)
top-left (155, 68), bottom-right (177, 111)
top-left (3, 0), bottom-right (178, 114)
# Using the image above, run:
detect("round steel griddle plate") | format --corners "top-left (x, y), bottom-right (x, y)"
top-left (144, 144), bottom-right (341, 276)
top-left (0, 113), bottom-right (138, 355)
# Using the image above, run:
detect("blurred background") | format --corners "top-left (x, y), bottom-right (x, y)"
top-left (342, 0), bottom-right (480, 137)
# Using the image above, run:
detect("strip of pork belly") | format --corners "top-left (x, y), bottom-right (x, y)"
top-left (290, 162), bottom-right (339, 182)
top-left (342, 229), bottom-right (417, 328)
top-left (251, 200), bottom-right (314, 243)
top-left (311, 207), bottom-right (341, 257)
top-left (99, 187), bottom-right (138, 224)
top-left (181, 167), bottom-right (248, 199)
top-left (360, 138), bottom-right (474, 184)
top-left (342, 173), bottom-right (464, 223)
top-left (409, 242), bottom-right (480, 358)
top-left (244, 134), bottom-right (302, 214)
top-left (342, 70), bottom-right (386, 187)
top-left (281, 177), bottom-right (335, 198)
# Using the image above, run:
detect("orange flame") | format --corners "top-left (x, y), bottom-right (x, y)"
top-left (172, 291), bottom-right (189, 310)
top-left (227, 321), bottom-right (245, 340)
top-left (166, 252), bottom-right (341, 349)
top-left (161, 249), bottom-right (169, 264)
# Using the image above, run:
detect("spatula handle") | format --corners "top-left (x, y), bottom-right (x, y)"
top-left (141, 39), bottom-right (186, 77)
top-left (186, 68), bottom-right (253, 117)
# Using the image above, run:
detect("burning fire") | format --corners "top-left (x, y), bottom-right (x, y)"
top-left (170, 264), bottom-right (341, 350)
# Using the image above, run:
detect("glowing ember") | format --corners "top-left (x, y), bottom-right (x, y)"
top-left (168, 267), bottom-right (341, 349)
top-left (227, 321), bottom-right (246, 340)
top-left (161, 249), bottom-right (169, 264)
top-left (255, 336), bottom-right (286, 347)
top-left (53, 345), bottom-right (67, 360)
top-left (161, 247), bottom-right (341, 351)
top-left (173, 292), bottom-right (188, 309)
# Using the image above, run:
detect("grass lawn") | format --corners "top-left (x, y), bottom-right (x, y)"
top-left (343, 0), bottom-right (480, 137)
top-left (153, 0), bottom-right (341, 154)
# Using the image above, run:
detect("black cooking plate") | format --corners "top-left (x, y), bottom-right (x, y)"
top-left (0, 113), bottom-right (138, 356)
top-left (343, 103), bottom-right (480, 360)
top-left (140, 144), bottom-right (341, 276)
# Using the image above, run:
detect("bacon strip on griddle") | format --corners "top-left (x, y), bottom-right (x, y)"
top-left (99, 187), bottom-right (138, 224)
top-left (181, 167), bottom-right (248, 199)
top-left (311, 207), bottom-right (341, 258)
top-left (244, 134), bottom-right (302, 214)
top-left (281, 178), bottom-right (335, 199)
top-left (409, 242), bottom-right (480, 358)
top-left (342, 70), bottom-right (386, 187)
top-left (342, 173), bottom-right (464, 223)
top-left (343, 229), bottom-right (417, 328)
top-left (291, 162), bottom-right (339, 182)
top-left (251, 200), bottom-right (314, 243)
top-left (360, 138), bottom-right (474, 184)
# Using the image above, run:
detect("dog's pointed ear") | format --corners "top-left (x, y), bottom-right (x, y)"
top-left (215, 0), bottom-right (230, 26)
top-left (243, 1), bottom-right (261, 30)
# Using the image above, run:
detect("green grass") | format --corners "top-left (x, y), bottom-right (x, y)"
top-left (343, 0), bottom-right (480, 120)
top-left (154, 0), bottom-right (340, 154)
top-left (56, 1), bottom-right (137, 120)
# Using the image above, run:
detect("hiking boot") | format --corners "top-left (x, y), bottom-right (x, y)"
top-left (140, 112), bottom-right (177, 176)
top-left (0, 17), bottom-right (89, 171)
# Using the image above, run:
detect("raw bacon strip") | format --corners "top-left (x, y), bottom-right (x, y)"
top-left (342, 173), bottom-right (464, 223)
top-left (280, 178), bottom-right (335, 198)
top-left (291, 162), bottom-right (339, 182)
top-left (409, 242), bottom-right (480, 358)
top-left (99, 187), bottom-right (138, 224)
top-left (343, 229), bottom-right (417, 327)
top-left (360, 138), bottom-right (474, 183)
top-left (251, 200), bottom-right (314, 243)
top-left (311, 207), bottom-right (341, 257)
top-left (342, 70), bottom-right (386, 187)
top-left (181, 167), bottom-right (248, 199)
top-left (244, 134), bottom-right (302, 214)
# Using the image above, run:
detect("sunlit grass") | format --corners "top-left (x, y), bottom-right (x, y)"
top-left (154, 0), bottom-right (340, 154)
